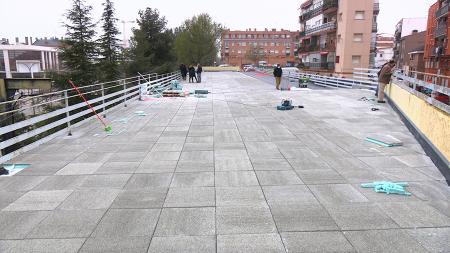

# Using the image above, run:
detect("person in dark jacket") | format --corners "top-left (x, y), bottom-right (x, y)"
top-left (188, 65), bottom-right (197, 83)
top-left (377, 60), bottom-right (395, 103)
top-left (196, 64), bottom-right (203, 83)
top-left (180, 64), bottom-right (188, 80)
top-left (273, 64), bottom-right (283, 90)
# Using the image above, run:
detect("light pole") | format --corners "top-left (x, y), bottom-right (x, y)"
top-left (121, 20), bottom-right (135, 48)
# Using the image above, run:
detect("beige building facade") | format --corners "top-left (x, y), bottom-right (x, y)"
top-left (298, 0), bottom-right (378, 76)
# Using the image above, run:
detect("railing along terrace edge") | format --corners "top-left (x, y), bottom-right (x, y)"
top-left (0, 71), bottom-right (181, 163)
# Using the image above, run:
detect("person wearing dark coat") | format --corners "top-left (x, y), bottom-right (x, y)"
top-left (273, 64), bottom-right (283, 90)
top-left (196, 64), bottom-right (203, 83)
top-left (188, 65), bottom-right (197, 83)
top-left (180, 64), bottom-right (188, 80)
top-left (377, 60), bottom-right (395, 103)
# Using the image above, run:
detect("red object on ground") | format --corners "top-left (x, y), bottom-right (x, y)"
top-left (67, 80), bottom-right (108, 128)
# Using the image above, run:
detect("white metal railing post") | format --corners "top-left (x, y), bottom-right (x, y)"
top-left (64, 90), bottom-right (72, 136)
top-left (101, 83), bottom-right (106, 118)
top-left (123, 80), bottom-right (127, 107)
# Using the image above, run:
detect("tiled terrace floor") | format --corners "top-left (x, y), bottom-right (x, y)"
top-left (0, 72), bottom-right (449, 253)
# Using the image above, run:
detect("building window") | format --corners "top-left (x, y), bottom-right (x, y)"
top-left (336, 56), bottom-right (340, 63)
top-left (337, 34), bottom-right (342, 43)
top-left (271, 42), bottom-right (275, 46)
top-left (238, 50), bottom-right (242, 54)
top-left (352, 55), bottom-right (362, 65)
top-left (242, 42), bottom-right (246, 46)
top-left (339, 13), bottom-right (343, 22)
top-left (275, 50), bottom-right (279, 54)
top-left (355, 11), bottom-right (365, 20)
top-left (286, 34), bottom-right (291, 38)
top-left (353, 33), bottom-right (363, 42)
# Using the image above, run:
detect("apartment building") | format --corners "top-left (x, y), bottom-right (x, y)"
top-left (220, 29), bottom-right (298, 67)
top-left (297, 0), bottom-right (379, 75)
top-left (374, 35), bottom-right (394, 67)
top-left (393, 18), bottom-right (427, 64)
top-left (395, 31), bottom-right (426, 70)
top-left (424, 0), bottom-right (450, 78)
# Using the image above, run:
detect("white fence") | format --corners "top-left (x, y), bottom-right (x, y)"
top-left (283, 68), bottom-right (378, 90)
top-left (0, 71), bottom-right (181, 163)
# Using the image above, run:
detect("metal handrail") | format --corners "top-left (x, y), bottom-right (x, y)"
top-left (0, 71), bottom-right (181, 162)
top-left (305, 22), bottom-right (337, 36)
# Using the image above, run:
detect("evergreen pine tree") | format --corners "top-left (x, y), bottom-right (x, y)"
top-left (60, 0), bottom-right (97, 86)
top-left (98, 0), bottom-right (120, 81)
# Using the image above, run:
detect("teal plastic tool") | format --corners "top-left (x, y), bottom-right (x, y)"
top-left (361, 181), bottom-right (411, 196)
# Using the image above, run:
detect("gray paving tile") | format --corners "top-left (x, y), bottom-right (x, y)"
top-left (143, 151), bottom-right (181, 161)
top-left (309, 184), bottom-right (369, 206)
top-left (0, 211), bottom-right (50, 239)
top-left (262, 185), bottom-right (318, 205)
top-left (79, 236), bottom-right (150, 253)
top-left (217, 234), bottom-right (285, 253)
top-left (72, 152), bottom-right (114, 163)
top-left (26, 209), bottom-right (105, 238)
top-left (3, 190), bottom-right (72, 211)
top-left (148, 236), bottom-right (215, 253)
top-left (58, 189), bottom-right (120, 210)
top-left (269, 204), bottom-right (338, 232)
top-left (175, 163), bottom-right (215, 172)
top-left (343, 230), bottom-right (428, 253)
top-left (15, 162), bottom-right (68, 176)
top-left (171, 172), bottom-right (214, 187)
top-left (406, 228), bottom-right (450, 253)
top-left (0, 238), bottom-right (85, 253)
top-left (56, 163), bottom-right (103, 175)
top-left (214, 150), bottom-right (249, 160)
top-left (152, 143), bottom-right (184, 152)
top-left (0, 176), bottom-right (48, 192)
top-left (216, 187), bottom-right (266, 206)
top-left (215, 159), bottom-right (253, 171)
top-left (216, 205), bottom-right (277, 234)
top-left (296, 169), bottom-right (347, 184)
top-left (359, 156), bottom-right (407, 168)
top-left (287, 158), bottom-right (332, 171)
top-left (155, 207), bottom-right (215, 236)
top-left (125, 174), bottom-right (173, 189)
top-left (408, 181), bottom-right (450, 201)
top-left (378, 202), bottom-right (450, 228)
top-left (251, 159), bottom-right (293, 171)
top-left (135, 161), bottom-right (177, 174)
top-left (183, 143), bottom-right (214, 151)
top-left (214, 142), bottom-right (246, 150)
top-left (94, 162), bottom-right (140, 174)
top-left (326, 203), bottom-right (399, 230)
top-left (282, 232), bottom-right (356, 253)
top-left (179, 151), bottom-right (214, 164)
top-left (93, 209), bottom-right (160, 237)
top-left (111, 189), bottom-right (167, 209)
top-left (106, 152), bottom-right (147, 162)
top-left (393, 154), bottom-right (435, 167)
top-left (215, 171), bottom-right (259, 187)
top-left (77, 174), bottom-right (131, 189)
top-left (164, 187), bottom-right (215, 207)
top-left (32, 176), bottom-right (87, 191)
top-left (0, 191), bottom-right (25, 210)
top-left (256, 171), bottom-right (303, 185)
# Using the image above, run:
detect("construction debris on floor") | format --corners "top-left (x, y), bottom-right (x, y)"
top-left (366, 134), bottom-right (403, 147)
top-left (361, 181), bottom-right (411, 196)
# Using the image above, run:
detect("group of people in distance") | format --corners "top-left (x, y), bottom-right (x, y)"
top-left (179, 64), bottom-right (203, 83)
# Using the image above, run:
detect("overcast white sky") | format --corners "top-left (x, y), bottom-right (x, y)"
top-left (0, 0), bottom-right (437, 41)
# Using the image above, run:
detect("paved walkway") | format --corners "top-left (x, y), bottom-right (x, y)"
top-left (0, 72), bottom-right (449, 253)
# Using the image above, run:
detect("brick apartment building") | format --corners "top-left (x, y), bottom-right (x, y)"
top-left (297, 0), bottom-right (379, 75)
top-left (395, 31), bottom-right (426, 71)
top-left (220, 29), bottom-right (299, 67)
top-left (424, 0), bottom-right (450, 79)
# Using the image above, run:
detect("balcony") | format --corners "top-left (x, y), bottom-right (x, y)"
top-left (299, 0), bottom-right (338, 21)
top-left (373, 1), bottom-right (380, 14)
top-left (431, 46), bottom-right (446, 57)
top-left (305, 22), bottom-right (337, 36)
top-left (298, 43), bottom-right (336, 54)
top-left (436, 4), bottom-right (449, 19)
top-left (372, 23), bottom-right (378, 33)
top-left (435, 24), bottom-right (448, 38)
